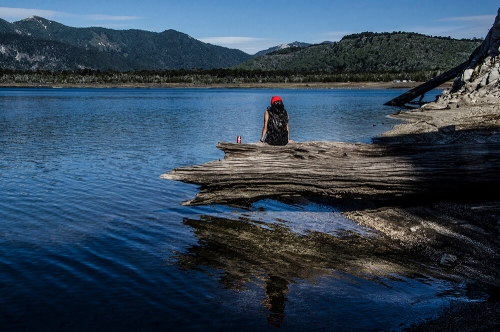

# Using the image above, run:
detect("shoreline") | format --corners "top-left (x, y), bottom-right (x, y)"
top-left (0, 81), bottom-right (451, 90)
top-left (365, 101), bottom-right (500, 331)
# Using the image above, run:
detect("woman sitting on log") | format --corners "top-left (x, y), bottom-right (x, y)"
top-left (259, 96), bottom-right (291, 146)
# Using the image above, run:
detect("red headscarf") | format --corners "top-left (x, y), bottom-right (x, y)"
top-left (270, 96), bottom-right (282, 105)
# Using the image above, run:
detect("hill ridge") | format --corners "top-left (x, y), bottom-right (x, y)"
top-left (236, 31), bottom-right (482, 73)
top-left (0, 16), bottom-right (252, 71)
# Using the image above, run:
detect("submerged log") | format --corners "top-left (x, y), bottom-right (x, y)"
top-left (161, 140), bottom-right (500, 206)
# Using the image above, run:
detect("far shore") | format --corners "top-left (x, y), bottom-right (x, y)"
top-left (0, 81), bottom-right (453, 90)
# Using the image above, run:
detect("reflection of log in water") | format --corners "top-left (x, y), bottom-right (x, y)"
top-left (172, 214), bottom-right (429, 283)
top-left (169, 213), bottom-right (458, 324)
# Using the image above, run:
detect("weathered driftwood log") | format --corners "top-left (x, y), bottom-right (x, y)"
top-left (161, 141), bottom-right (500, 206)
top-left (384, 61), bottom-right (469, 106)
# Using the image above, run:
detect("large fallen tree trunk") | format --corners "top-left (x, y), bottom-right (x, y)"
top-left (384, 61), bottom-right (469, 106)
top-left (161, 141), bottom-right (500, 206)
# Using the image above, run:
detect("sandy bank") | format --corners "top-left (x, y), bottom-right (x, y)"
top-left (382, 104), bottom-right (500, 144)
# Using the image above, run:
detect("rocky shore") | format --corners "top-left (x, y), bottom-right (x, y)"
top-left (346, 106), bottom-right (500, 330)
top-left (276, 89), bottom-right (500, 330)
top-left (347, 11), bottom-right (500, 330)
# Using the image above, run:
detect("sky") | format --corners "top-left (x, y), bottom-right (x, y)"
top-left (0, 1), bottom-right (498, 55)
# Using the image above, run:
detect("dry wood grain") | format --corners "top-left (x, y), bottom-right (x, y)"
top-left (161, 141), bottom-right (500, 205)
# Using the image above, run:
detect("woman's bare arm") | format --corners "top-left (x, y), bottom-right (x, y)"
top-left (259, 110), bottom-right (269, 143)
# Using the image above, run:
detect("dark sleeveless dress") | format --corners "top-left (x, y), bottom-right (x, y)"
top-left (265, 105), bottom-right (289, 146)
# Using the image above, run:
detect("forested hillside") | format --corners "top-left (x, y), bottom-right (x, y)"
top-left (236, 32), bottom-right (481, 73)
top-left (0, 33), bottom-right (136, 71)
top-left (0, 16), bottom-right (252, 71)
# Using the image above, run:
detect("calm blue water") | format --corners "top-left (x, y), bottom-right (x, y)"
top-left (0, 87), bottom-right (476, 331)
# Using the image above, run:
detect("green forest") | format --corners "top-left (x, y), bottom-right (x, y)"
top-left (0, 67), bottom-right (447, 85)
top-left (236, 32), bottom-right (481, 73)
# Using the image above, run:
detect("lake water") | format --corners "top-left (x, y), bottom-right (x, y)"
top-left (0, 87), bottom-right (478, 331)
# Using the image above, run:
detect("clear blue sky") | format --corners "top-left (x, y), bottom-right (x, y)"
top-left (0, 1), bottom-right (498, 54)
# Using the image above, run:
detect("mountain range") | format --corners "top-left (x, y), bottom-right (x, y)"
top-left (0, 16), bottom-right (482, 74)
top-left (0, 16), bottom-right (252, 71)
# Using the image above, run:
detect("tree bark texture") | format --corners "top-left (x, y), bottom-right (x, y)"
top-left (161, 141), bottom-right (500, 206)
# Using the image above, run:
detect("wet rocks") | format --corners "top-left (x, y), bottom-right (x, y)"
top-left (344, 201), bottom-right (500, 287)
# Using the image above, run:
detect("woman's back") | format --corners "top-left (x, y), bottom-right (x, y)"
top-left (265, 102), bottom-right (289, 146)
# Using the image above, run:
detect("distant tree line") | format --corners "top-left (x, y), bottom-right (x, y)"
top-left (0, 68), bottom-right (444, 85)
top-left (341, 31), bottom-right (483, 42)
